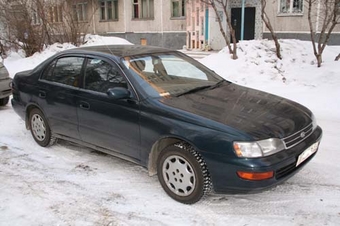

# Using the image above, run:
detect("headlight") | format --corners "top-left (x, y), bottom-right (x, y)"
top-left (311, 113), bottom-right (317, 130)
top-left (233, 138), bottom-right (285, 158)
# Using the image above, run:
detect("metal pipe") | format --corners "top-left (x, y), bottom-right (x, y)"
top-left (241, 0), bottom-right (245, 40)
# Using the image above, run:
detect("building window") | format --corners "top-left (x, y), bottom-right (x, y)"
top-left (279, 0), bottom-right (303, 14)
top-left (100, 0), bottom-right (118, 21)
top-left (32, 7), bottom-right (41, 25)
top-left (132, 0), bottom-right (154, 19)
top-left (73, 2), bottom-right (87, 22)
top-left (49, 5), bottom-right (63, 23)
top-left (171, 0), bottom-right (185, 18)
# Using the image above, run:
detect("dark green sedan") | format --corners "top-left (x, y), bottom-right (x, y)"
top-left (11, 45), bottom-right (322, 204)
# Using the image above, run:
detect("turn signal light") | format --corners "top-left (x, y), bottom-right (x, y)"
top-left (237, 171), bottom-right (274, 181)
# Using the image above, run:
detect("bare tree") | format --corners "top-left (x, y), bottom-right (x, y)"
top-left (201, 0), bottom-right (238, 59)
top-left (307, 0), bottom-right (340, 67)
top-left (0, 0), bottom-right (46, 56)
top-left (261, 0), bottom-right (282, 59)
top-left (0, 0), bottom-right (96, 56)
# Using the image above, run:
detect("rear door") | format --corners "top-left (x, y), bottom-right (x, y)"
top-left (37, 56), bottom-right (85, 139)
top-left (77, 57), bottom-right (141, 160)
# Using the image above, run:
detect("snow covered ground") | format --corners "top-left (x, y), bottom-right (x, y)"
top-left (1, 36), bottom-right (340, 225)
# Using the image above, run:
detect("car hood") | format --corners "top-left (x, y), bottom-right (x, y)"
top-left (161, 83), bottom-right (312, 140)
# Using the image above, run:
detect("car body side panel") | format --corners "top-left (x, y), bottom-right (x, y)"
top-left (77, 91), bottom-right (141, 160)
top-left (34, 81), bottom-right (81, 139)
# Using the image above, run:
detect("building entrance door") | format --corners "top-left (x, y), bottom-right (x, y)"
top-left (231, 7), bottom-right (255, 42)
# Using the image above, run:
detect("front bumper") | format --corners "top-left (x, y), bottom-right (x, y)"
top-left (0, 77), bottom-right (12, 99)
top-left (203, 126), bottom-right (323, 193)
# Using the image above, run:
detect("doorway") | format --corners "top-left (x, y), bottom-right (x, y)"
top-left (231, 7), bottom-right (255, 42)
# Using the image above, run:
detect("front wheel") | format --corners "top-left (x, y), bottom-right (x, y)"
top-left (29, 108), bottom-right (56, 147)
top-left (157, 143), bottom-right (211, 204)
top-left (0, 96), bottom-right (9, 106)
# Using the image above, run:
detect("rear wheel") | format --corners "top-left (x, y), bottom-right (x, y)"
top-left (157, 143), bottom-right (211, 204)
top-left (29, 108), bottom-right (56, 147)
top-left (0, 96), bottom-right (9, 106)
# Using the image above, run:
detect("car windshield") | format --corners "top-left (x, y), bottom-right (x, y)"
top-left (121, 52), bottom-right (224, 98)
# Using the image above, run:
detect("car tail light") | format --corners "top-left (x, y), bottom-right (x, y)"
top-left (237, 171), bottom-right (274, 181)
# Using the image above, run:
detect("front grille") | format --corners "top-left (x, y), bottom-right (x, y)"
top-left (282, 123), bottom-right (313, 149)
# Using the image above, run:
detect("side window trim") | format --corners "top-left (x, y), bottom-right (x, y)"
top-left (39, 54), bottom-right (86, 89)
top-left (82, 55), bottom-right (139, 100)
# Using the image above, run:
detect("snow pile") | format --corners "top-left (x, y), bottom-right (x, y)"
top-left (4, 35), bottom-right (133, 77)
top-left (82, 34), bottom-right (133, 46)
top-left (201, 39), bottom-right (340, 119)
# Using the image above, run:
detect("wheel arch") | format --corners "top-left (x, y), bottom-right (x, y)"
top-left (24, 103), bottom-right (45, 130)
top-left (147, 135), bottom-right (198, 176)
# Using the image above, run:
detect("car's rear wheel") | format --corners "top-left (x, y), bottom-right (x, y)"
top-left (0, 96), bottom-right (9, 106)
top-left (157, 143), bottom-right (211, 204)
top-left (29, 108), bottom-right (56, 147)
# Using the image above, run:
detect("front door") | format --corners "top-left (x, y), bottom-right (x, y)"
top-left (77, 57), bottom-right (141, 160)
top-left (231, 7), bottom-right (256, 42)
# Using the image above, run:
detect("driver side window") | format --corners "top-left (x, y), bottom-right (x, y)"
top-left (84, 58), bottom-right (127, 93)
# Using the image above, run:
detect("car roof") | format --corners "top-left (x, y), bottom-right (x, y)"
top-left (62, 45), bottom-right (175, 57)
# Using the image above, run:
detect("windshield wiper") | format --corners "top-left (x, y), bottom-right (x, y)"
top-left (209, 80), bottom-right (227, 89)
top-left (175, 80), bottom-right (229, 97)
top-left (175, 85), bottom-right (212, 97)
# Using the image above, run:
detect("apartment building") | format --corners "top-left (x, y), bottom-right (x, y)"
top-left (186, 0), bottom-right (340, 50)
top-left (74, 0), bottom-right (187, 49)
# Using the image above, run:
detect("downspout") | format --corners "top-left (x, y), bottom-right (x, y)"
top-left (316, 0), bottom-right (320, 33)
top-left (161, 0), bottom-right (164, 47)
top-left (124, 0), bottom-right (127, 33)
top-left (92, 0), bottom-right (96, 34)
top-left (241, 0), bottom-right (245, 40)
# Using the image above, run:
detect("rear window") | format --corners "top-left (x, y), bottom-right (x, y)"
top-left (41, 57), bottom-right (85, 87)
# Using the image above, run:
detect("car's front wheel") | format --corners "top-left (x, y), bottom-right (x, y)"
top-left (157, 143), bottom-right (211, 204)
top-left (29, 108), bottom-right (56, 147)
top-left (0, 96), bottom-right (9, 106)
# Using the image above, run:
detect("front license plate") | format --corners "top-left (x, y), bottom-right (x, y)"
top-left (296, 142), bottom-right (319, 167)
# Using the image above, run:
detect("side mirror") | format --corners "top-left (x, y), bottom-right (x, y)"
top-left (107, 87), bottom-right (131, 100)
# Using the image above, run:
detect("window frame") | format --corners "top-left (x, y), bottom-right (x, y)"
top-left (278, 0), bottom-right (304, 16)
top-left (40, 56), bottom-right (86, 88)
top-left (132, 0), bottom-right (154, 20)
top-left (81, 56), bottom-right (138, 99)
top-left (171, 0), bottom-right (185, 19)
top-left (73, 2), bottom-right (88, 22)
top-left (83, 57), bottom-right (128, 93)
top-left (99, 0), bottom-right (119, 21)
top-left (49, 5), bottom-right (63, 23)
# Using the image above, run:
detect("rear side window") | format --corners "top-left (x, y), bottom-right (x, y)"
top-left (84, 58), bottom-right (127, 93)
top-left (42, 57), bottom-right (85, 87)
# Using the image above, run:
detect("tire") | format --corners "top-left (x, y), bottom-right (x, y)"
top-left (0, 96), bottom-right (9, 106)
top-left (29, 108), bottom-right (56, 147)
top-left (157, 143), bottom-right (211, 204)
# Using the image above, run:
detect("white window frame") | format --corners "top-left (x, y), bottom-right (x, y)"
top-left (171, 0), bottom-right (185, 18)
top-left (279, 0), bottom-right (303, 15)
top-left (100, 0), bottom-right (118, 21)
top-left (132, 0), bottom-right (154, 19)
top-left (73, 2), bottom-right (87, 22)
top-left (32, 6), bottom-right (41, 25)
top-left (50, 5), bottom-right (63, 23)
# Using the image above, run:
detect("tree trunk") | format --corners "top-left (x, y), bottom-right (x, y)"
top-left (261, 0), bottom-right (281, 59)
top-left (335, 54), bottom-right (340, 61)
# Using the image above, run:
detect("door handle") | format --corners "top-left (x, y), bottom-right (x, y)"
top-left (79, 101), bottom-right (90, 110)
top-left (38, 90), bottom-right (46, 98)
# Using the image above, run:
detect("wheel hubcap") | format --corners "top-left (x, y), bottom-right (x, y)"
top-left (162, 155), bottom-right (196, 197)
top-left (31, 114), bottom-right (46, 141)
